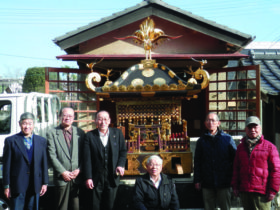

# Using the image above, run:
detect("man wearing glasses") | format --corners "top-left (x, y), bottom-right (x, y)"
top-left (47, 107), bottom-right (85, 210)
top-left (83, 110), bottom-right (127, 210)
top-left (133, 155), bottom-right (180, 210)
top-left (194, 112), bottom-right (236, 210)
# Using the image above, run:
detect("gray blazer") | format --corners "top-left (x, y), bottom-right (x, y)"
top-left (47, 125), bottom-right (85, 186)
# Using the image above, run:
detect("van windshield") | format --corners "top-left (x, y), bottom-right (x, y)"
top-left (0, 101), bottom-right (11, 134)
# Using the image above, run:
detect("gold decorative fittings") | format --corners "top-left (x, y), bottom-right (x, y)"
top-left (115, 17), bottom-right (182, 60)
top-left (186, 59), bottom-right (210, 89)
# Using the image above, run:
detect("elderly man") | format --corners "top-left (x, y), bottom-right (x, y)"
top-left (2, 112), bottom-right (48, 210)
top-left (47, 107), bottom-right (85, 210)
top-left (231, 116), bottom-right (280, 210)
top-left (194, 112), bottom-right (236, 210)
top-left (133, 155), bottom-right (180, 210)
top-left (83, 110), bottom-right (127, 210)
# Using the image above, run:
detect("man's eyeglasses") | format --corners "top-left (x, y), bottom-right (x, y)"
top-left (97, 118), bottom-right (109, 122)
top-left (62, 115), bottom-right (74, 119)
top-left (206, 119), bottom-right (217, 123)
top-left (148, 163), bottom-right (161, 168)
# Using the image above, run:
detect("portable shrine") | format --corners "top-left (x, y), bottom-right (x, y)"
top-left (85, 17), bottom-right (210, 176)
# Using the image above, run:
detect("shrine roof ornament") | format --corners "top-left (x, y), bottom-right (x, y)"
top-left (114, 17), bottom-right (182, 60)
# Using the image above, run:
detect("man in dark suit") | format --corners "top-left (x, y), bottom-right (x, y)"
top-left (2, 112), bottom-right (48, 210)
top-left (47, 107), bottom-right (85, 210)
top-left (83, 110), bottom-right (127, 210)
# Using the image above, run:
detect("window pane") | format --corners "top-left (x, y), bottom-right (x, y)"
top-left (209, 83), bottom-right (217, 91)
top-left (248, 80), bottom-right (256, 89)
top-left (227, 71), bottom-right (236, 80)
top-left (50, 82), bottom-right (58, 90)
top-left (228, 112), bottom-right (236, 120)
top-left (237, 71), bottom-right (246, 79)
top-left (77, 112), bottom-right (88, 120)
top-left (237, 101), bottom-right (247, 109)
top-left (0, 101), bottom-right (11, 134)
top-left (59, 72), bottom-right (68, 81)
top-left (228, 81), bottom-right (237, 90)
top-left (248, 91), bottom-right (256, 99)
top-left (49, 72), bottom-right (58, 80)
top-left (69, 93), bottom-right (78, 100)
top-left (238, 91), bottom-right (247, 100)
top-left (228, 91), bottom-right (237, 100)
top-left (218, 72), bottom-right (226, 81)
top-left (209, 102), bottom-right (217, 110)
top-left (218, 82), bottom-right (226, 90)
top-left (237, 81), bottom-right (247, 90)
top-left (237, 112), bottom-right (246, 120)
top-left (248, 70), bottom-right (256, 79)
top-left (79, 93), bottom-right (88, 101)
top-left (210, 73), bottom-right (217, 81)
top-left (218, 112), bottom-right (235, 121)
top-left (218, 92), bottom-right (226, 100)
top-left (248, 101), bottom-right (256, 110)
top-left (44, 98), bottom-right (49, 122)
top-left (238, 121), bottom-right (245, 130)
top-left (218, 112), bottom-right (226, 120)
top-left (68, 84), bottom-right (76, 91)
top-left (69, 73), bottom-right (78, 81)
top-left (220, 121), bottom-right (228, 130)
top-left (218, 102), bottom-right (226, 110)
top-left (36, 98), bottom-right (42, 123)
top-left (209, 92), bottom-right (217, 101)
top-left (59, 82), bottom-right (67, 91)
top-left (229, 121), bottom-right (236, 130)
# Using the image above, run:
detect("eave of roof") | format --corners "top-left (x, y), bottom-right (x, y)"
top-left (53, 0), bottom-right (254, 51)
top-left (241, 47), bottom-right (280, 96)
top-left (56, 53), bottom-right (249, 61)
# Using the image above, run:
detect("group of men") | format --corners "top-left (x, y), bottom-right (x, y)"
top-left (2, 107), bottom-right (280, 210)
top-left (194, 113), bottom-right (280, 210)
top-left (2, 108), bottom-right (127, 210)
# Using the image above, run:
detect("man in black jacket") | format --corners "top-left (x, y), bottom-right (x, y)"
top-left (194, 112), bottom-right (236, 210)
top-left (83, 110), bottom-right (127, 210)
top-left (133, 155), bottom-right (180, 210)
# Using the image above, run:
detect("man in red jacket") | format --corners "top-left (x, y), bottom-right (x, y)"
top-left (231, 116), bottom-right (280, 210)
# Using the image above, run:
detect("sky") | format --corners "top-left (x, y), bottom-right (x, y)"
top-left (1, 0), bottom-right (280, 79)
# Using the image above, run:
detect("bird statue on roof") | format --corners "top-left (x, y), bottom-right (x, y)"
top-left (100, 69), bottom-right (114, 86)
top-left (115, 17), bottom-right (182, 60)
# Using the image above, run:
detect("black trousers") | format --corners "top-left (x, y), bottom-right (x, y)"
top-left (92, 169), bottom-right (118, 210)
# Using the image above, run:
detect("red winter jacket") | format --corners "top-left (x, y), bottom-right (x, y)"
top-left (231, 135), bottom-right (280, 196)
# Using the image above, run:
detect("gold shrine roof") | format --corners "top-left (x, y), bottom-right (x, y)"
top-left (91, 59), bottom-right (209, 99)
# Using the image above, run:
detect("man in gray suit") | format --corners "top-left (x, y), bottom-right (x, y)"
top-left (47, 107), bottom-right (85, 210)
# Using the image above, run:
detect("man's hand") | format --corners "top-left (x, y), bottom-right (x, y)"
top-left (4, 188), bottom-right (10, 199)
top-left (266, 193), bottom-right (275, 201)
top-left (85, 179), bottom-right (94, 189)
top-left (40, 185), bottom-right (47, 196)
top-left (61, 171), bottom-right (73, 182)
top-left (116, 166), bottom-right (125, 176)
top-left (70, 169), bottom-right (80, 179)
top-left (195, 183), bottom-right (201, 191)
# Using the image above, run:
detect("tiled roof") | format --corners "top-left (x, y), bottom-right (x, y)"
top-left (240, 48), bottom-right (280, 96)
top-left (54, 0), bottom-right (253, 51)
